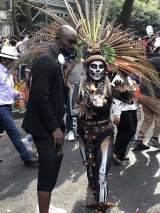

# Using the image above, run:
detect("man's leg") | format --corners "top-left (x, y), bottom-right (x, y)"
top-left (137, 95), bottom-right (154, 140)
top-left (133, 95), bottom-right (156, 150)
top-left (114, 111), bottom-right (135, 159)
top-left (148, 98), bottom-right (160, 148)
top-left (150, 98), bottom-right (160, 138)
top-left (33, 136), bottom-right (64, 213)
top-left (38, 191), bottom-right (51, 213)
top-left (94, 135), bottom-right (115, 212)
top-left (0, 126), bottom-right (4, 162)
top-left (66, 97), bottom-right (74, 141)
top-left (0, 106), bottom-right (31, 161)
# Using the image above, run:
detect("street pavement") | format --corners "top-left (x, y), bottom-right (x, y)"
top-left (0, 115), bottom-right (160, 213)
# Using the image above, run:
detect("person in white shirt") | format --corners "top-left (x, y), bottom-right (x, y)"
top-left (0, 46), bottom-right (38, 165)
top-left (111, 75), bottom-right (136, 165)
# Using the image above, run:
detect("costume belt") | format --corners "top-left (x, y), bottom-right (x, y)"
top-left (79, 119), bottom-right (112, 142)
top-left (79, 119), bottom-right (110, 126)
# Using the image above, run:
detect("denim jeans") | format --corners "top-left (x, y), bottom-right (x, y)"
top-left (0, 105), bottom-right (31, 161)
top-left (65, 97), bottom-right (73, 132)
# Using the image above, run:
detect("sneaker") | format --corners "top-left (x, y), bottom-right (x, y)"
top-left (24, 157), bottom-right (38, 166)
top-left (148, 138), bottom-right (160, 148)
top-left (67, 131), bottom-right (75, 141)
top-left (132, 140), bottom-right (150, 150)
top-left (36, 204), bottom-right (67, 213)
top-left (22, 138), bottom-right (33, 151)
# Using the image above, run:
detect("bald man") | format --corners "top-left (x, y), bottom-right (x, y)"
top-left (22, 25), bottom-right (77, 213)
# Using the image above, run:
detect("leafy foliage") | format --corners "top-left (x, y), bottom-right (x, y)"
top-left (130, 1), bottom-right (160, 35)
top-left (107, 0), bottom-right (160, 36)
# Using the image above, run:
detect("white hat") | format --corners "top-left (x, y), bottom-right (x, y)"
top-left (0, 46), bottom-right (18, 59)
top-left (154, 37), bottom-right (160, 50)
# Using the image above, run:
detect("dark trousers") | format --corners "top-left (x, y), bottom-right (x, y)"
top-left (33, 136), bottom-right (63, 192)
top-left (130, 110), bottom-right (138, 131)
top-left (114, 110), bottom-right (136, 157)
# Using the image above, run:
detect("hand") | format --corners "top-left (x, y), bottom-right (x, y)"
top-left (115, 81), bottom-right (127, 93)
top-left (113, 117), bottom-right (120, 125)
top-left (52, 127), bottom-right (64, 149)
top-left (18, 92), bottom-right (25, 97)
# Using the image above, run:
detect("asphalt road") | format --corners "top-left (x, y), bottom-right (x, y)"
top-left (0, 115), bottom-right (160, 213)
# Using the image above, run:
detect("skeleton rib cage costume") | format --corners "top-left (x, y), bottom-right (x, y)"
top-left (9, 0), bottom-right (160, 212)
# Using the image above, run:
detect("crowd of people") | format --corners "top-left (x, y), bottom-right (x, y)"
top-left (0, 4), bottom-right (160, 213)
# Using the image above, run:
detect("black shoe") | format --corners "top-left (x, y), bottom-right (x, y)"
top-left (141, 144), bottom-right (150, 150)
top-left (0, 159), bottom-right (3, 163)
top-left (132, 140), bottom-right (150, 150)
top-left (113, 154), bottom-right (122, 165)
top-left (148, 138), bottom-right (160, 148)
top-left (24, 157), bottom-right (38, 166)
top-left (119, 156), bottom-right (130, 161)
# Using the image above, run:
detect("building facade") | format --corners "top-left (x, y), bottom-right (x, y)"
top-left (0, 0), bottom-right (75, 36)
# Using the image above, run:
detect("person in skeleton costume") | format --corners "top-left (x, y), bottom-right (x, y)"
top-left (70, 50), bottom-right (135, 213)
top-left (64, 0), bottom-right (160, 212)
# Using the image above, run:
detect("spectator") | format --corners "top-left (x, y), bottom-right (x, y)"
top-left (147, 37), bottom-right (160, 58)
top-left (111, 75), bottom-right (136, 165)
top-left (145, 34), bottom-right (156, 57)
top-left (22, 25), bottom-right (77, 213)
top-left (16, 35), bottom-right (25, 54)
top-left (23, 31), bottom-right (31, 42)
top-left (2, 38), bottom-right (9, 46)
top-left (132, 56), bottom-right (160, 150)
top-left (10, 39), bottom-right (19, 57)
top-left (0, 46), bottom-right (38, 165)
top-left (65, 61), bottom-right (85, 141)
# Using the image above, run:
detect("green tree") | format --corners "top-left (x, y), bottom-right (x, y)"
top-left (12, 0), bottom-right (20, 36)
top-left (117, 0), bottom-right (156, 30)
top-left (23, 0), bottom-right (32, 32)
top-left (130, 1), bottom-right (160, 35)
top-left (119, 0), bottom-right (135, 30)
top-left (108, 0), bottom-right (160, 35)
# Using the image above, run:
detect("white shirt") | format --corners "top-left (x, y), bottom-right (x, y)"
top-left (0, 63), bottom-right (18, 105)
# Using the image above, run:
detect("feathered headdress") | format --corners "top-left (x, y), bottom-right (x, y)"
top-left (9, 0), bottom-right (160, 96)
top-left (64, 0), bottom-right (160, 96)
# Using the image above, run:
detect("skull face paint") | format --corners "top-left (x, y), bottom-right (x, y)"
top-left (88, 60), bottom-right (105, 81)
